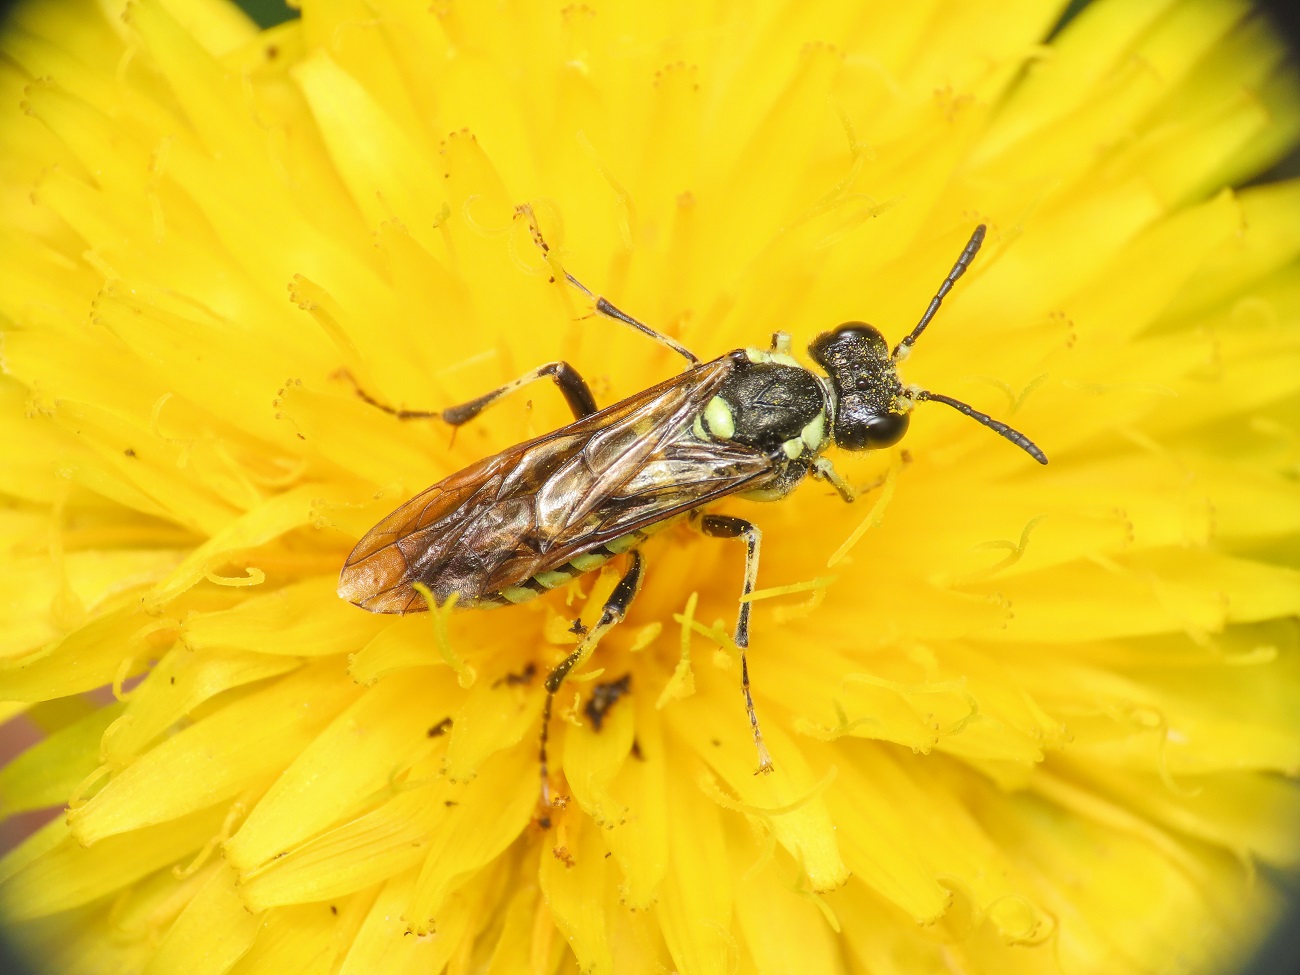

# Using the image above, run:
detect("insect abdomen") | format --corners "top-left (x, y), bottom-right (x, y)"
top-left (477, 523), bottom-right (670, 607)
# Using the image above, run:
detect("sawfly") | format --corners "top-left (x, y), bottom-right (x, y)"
top-left (338, 211), bottom-right (1047, 804)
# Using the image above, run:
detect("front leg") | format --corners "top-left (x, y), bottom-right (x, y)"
top-left (515, 203), bottom-right (700, 367)
top-left (812, 456), bottom-right (857, 502)
top-left (813, 455), bottom-right (908, 503)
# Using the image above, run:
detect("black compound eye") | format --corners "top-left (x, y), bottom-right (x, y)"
top-left (832, 322), bottom-right (889, 352)
top-left (808, 322), bottom-right (889, 368)
top-left (836, 408), bottom-right (910, 450)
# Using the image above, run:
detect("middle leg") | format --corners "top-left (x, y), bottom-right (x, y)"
top-left (698, 513), bottom-right (773, 774)
top-left (341, 360), bottom-right (598, 425)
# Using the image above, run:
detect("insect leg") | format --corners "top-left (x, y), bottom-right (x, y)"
top-left (812, 457), bottom-right (857, 503)
top-left (335, 369), bottom-right (441, 420)
top-left (441, 361), bottom-right (598, 425)
top-left (342, 362), bottom-right (598, 424)
top-left (539, 551), bottom-right (645, 811)
top-left (514, 203), bottom-right (699, 366)
top-left (565, 273), bottom-right (701, 367)
top-left (698, 514), bottom-right (774, 774)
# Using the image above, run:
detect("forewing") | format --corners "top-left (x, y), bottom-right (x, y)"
top-left (465, 448), bottom-right (773, 601)
top-left (480, 360), bottom-right (780, 590)
top-left (339, 356), bottom-right (765, 612)
top-left (336, 447), bottom-right (531, 613)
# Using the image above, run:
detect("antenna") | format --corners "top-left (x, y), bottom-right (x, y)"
top-left (913, 389), bottom-right (1048, 464)
top-left (892, 224), bottom-right (986, 360)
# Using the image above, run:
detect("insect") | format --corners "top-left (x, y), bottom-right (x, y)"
top-left (338, 211), bottom-right (1047, 804)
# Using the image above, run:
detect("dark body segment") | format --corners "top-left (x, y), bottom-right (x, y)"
top-left (338, 353), bottom-right (788, 613)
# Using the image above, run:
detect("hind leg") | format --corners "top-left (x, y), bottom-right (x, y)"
top-left (538, 551), bottom-right (645, 817)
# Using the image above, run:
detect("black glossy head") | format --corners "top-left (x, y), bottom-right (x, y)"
top-left (803, 226), bottom-right (1048, 465)
top-left (807, 322), bottom-right (910, 451)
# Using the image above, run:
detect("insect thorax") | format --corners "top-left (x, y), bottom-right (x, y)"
top-left (692, 354), bottom-right (830, 499)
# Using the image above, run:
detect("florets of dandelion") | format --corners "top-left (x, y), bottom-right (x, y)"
top-left (2, 1), bottom-right (1299, 973)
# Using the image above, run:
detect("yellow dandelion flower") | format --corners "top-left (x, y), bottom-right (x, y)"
top-left (3, 0), bottom-right (1300, 973)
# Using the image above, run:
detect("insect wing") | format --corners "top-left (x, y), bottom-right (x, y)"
top-left (481, 362), bottom-right (780, 591)
top-left (337, 447), bottom-right (531, 613)
top-left (339, 355), bottom-right (773, 613)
